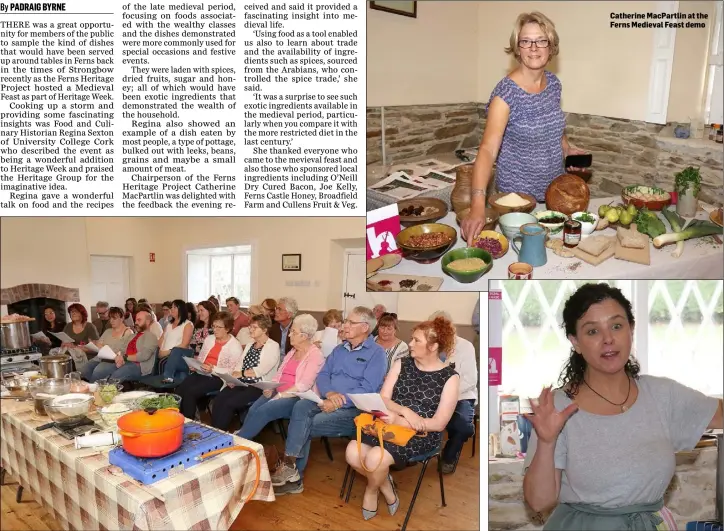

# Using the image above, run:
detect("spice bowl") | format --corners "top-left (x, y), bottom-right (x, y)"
top-left (471, 230), bottom-right (509, 259)
top-left (570, 211), bottom-right (599, 238)
top-left (395, 223), bottom-right (457, 264)
top-left (534, 210), bottom-right (569, 238)
top-left (441, 247), bottom-right (493, 284)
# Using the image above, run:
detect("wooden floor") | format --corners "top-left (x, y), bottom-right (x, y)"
top-left (1, 430), bottom-right (479, 531)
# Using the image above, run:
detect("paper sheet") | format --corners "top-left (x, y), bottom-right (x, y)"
top-left (85, 342), bottom-right (99, 353)
top-left (31, 331), bottom-right (49, 342)
top-left (96, 345), bottom-right (116, 361)
top-left (291, 390), bottom-right (323, 404)
top-left (215, 371), bottom-right (247, 387)
top-left (50, 331), bottom-right (75, 343)
top-left (347, 393), bottom-right (390, 414)
top-left (252, 380), bottom-right (282, 390)
top-left (320, 327), bottom-right (339, 358)
top-left (183, 356), bottom-right (207, 373)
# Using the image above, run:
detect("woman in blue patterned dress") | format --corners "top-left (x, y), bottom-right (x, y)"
top-left (344, 317), bottom-right (460, 521)
top-left (461, 12), bottom-right (588, 244)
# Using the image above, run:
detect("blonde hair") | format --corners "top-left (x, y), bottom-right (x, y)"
top-left (504, 12), bottom-right (559, 63)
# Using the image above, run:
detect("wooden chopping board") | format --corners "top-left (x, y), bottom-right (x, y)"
top-left (569, 236), bottom-right (617, 266)
top-left (614, 239), bottom-right (651, 265)
top-left (366, 274), bottom-right (443, 292)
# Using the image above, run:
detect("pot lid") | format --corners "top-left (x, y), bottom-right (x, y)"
top-left (41, 355), bottom-right (71, 362)
top-left (117, 407), bottom-right (184, 434)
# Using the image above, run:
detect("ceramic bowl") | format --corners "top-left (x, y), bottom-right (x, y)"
top-left (397, 198), bottom-right (448, 227)
top-left (396, 223), bottom-right (457, 264)
top-left (621, 185), bottom-right (671, 211)
top-left (455, 208), bottom-right (499, 232)
top-left (498, 212), bottom-right (538, 241)
top-left (487, 192), bottom-right (537, 215)
top-left (534, 210), bottom-right (569, 237)
top-left (441, 247), bottom-right (493, 284)
top-left (570, 211), bottom-right (599, 237)
top-left (470, 230), bottom-right (509, 259)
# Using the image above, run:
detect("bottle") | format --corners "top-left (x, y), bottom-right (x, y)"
top-left (710, 124), bottom-right (717, 141)
top-left (563, 220), bottom-right (582, 248)
top-left (717, 126), bottom-right (723, 144)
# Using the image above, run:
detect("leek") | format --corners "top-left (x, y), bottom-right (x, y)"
top-left (653, 209), bottom-right (723, 249)
top-left (661, 207), bottom-right (685, 258)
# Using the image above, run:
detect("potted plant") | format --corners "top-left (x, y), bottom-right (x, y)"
top-left (674, 166), bottom-right (701, 217)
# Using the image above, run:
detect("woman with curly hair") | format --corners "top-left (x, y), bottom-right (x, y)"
top-left (523, 283), bottom-right (723, 530)
top-left (61, 303), bottom-right (99, 353)
top-left (344, 316), bottom-right (460, 520)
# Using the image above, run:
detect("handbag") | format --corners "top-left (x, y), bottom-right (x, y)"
top-left (354, 412), bottom-right (424, 472)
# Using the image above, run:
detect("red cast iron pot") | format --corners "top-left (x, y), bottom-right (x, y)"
top-left (116, 407), bottom-right (184, 458)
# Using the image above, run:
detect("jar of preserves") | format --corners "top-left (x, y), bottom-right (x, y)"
top-left (563, 219), bottom-right (582, 248)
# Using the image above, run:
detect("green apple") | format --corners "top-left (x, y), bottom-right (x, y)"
top-left (605, 208), bottom-right (620, 223)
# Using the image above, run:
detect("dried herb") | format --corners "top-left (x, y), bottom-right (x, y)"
top-left (399, 279), bottom-right (418, 289)
top-left (567, 261), bottom-right (582, 272)
top-left (416, 283), bottom-right (432, 291)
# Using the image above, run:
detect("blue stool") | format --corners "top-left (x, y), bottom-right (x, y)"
top-left (340, 446), bottom-right (445, 531)
top-left (686, 523), bottom-right (723, 531)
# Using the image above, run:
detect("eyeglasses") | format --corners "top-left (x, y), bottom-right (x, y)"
top-left (519, 39), bottom-right (549, 49)
top-left (343, 319), bottom-right (366, 326)
top-left (212, 324), bottom-right (226, 330)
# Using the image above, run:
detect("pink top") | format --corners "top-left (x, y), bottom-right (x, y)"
top-left (272, 345), bottom-right (325, 392)
top-left (277, 358), bottom-right (300, 392)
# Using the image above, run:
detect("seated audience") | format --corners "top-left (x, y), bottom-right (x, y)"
top-left (227, 296), bottom-right (251, 336)
top-left (82, 307), bottom-right (135, 382)
top-left (429, 311), bottom-right (479, 473)
top-left (123, 298), bottom-right (138, 328)
top-left (208, 295), bottom-right (220, 311)
top-left (61, 303), bottom-right (99, 353)
top-left (137, 303), bottom-right (163, 339)
top-left (236, 304), bottom-right (264, 349)
top-left (265, 306), bottom-right (386, 496)
top-left (157, 299), bottom-right (193, 359)
top-left (34, 305), bottom-right (65, 352)
top-left (185, 302), bottom-right (198, 328)
top-left (312, 309), bottom-right (344, 353)
top-left (370, 304), bottom-right (386, 337)
top-left (237, 314), bottom-right (323, 441)
top-left (211, 314), bottom-right (281, 431)
top-left (105, 309), bottom-right (159, 381)
top-left (176, 311), bottom-right (243, 419)
top-left (374, 312), bottom-right (409, 372)
top-left (269, 297), bottom-right (297, 355)
top-left (261, 298), bottom-right (277, 321)
top-left (92, 301), bottom-right (112, 336)
top-left (158, 301), bottom-right (172, 331)
top-left (345, 317), bottom-right (459, 519)
top-left (190, 300), bottom-right (216, 355)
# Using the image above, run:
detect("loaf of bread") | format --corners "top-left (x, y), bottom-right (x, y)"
top-left (545, 174), bottom-right (590, 216)
top-left (577, 235), bottom-right (611, 256)
top-left (616, 225), bottom-right (648, 249)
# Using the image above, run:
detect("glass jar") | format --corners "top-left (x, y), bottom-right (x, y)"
top-left (709, 124), bottom-right (717, 141)
top-left (717, 127), bottom-right (723, 144)
top-left (563, 219), bottom-right (582, 248)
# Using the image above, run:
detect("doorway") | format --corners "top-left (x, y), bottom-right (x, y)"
top-left (90, 256), bottom-right (131, 308)
top-left (342, 249), bottom-right (398, 317)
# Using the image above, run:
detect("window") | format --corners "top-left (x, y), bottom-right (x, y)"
top-left (705, 0), bottom-right (723, 125)
top-left (489, 280), bottom-right (723, 433)
top-left (186, 245), bottom-right (252, 306)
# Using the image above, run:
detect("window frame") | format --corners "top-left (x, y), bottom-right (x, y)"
top-left (704, 0), bottom-right (723, 125)
top-left (184, 244), bottom-right (255, 307)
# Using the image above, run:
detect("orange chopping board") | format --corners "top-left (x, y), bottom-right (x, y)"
top-left (569, 236), bottom-right (617, 266)
top-left (614, 240), bottom-right (651, 265)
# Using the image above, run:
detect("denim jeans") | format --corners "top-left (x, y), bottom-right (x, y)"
top-left (161, 347), bottom-right (194, 381)
top-left (108, 362), bottom-right (142, 382)
top-left (443, 399), bottom-right (476, 464)
top-left (81, 359), bottom-right (119, 383)
top-left (285, 399), bottom-right (359, 478)
top-left (237, 395), bottom-right (299, 440)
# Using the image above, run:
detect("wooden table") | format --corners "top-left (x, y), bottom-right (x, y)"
top-left (0, 399), bottom-right (275, 530)
top-left (372, 197), bottom-right (723, 290)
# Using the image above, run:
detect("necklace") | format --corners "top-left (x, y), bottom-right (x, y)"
top-left (583, 377), bottom-right (631, 412)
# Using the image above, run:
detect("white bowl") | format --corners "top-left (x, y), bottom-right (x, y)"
top-left (571, 211), bottom-right (599, 237)
top-left (534, 211), bottom-right (569, 238)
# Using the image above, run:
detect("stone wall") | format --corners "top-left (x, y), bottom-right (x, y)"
top-left (367, 103), bottom-right (724, 205)
top-left (488, 447), bottom-right (718, 530)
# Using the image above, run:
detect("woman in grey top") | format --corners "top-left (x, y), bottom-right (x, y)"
top-left (523, 283), bottom-right (722, 530)
top-left (81, 307), bottom-right (135, 382)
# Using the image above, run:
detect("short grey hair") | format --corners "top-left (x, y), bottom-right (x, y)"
top-left (351, 306), bottom-right (376, 333)
top-left (278, 297), bottom-right (298, 317)
top-left (429, 310), bottom-right (453, 323)
top-left (96, 301), bottom-right (109, 309)
top-left (293, 313), bottom-right (318, 339)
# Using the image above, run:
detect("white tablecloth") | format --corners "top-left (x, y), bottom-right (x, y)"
top-left (382, 197), bottom-right (723, 291)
